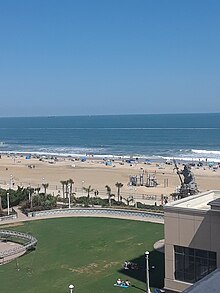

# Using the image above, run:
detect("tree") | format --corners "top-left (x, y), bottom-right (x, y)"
top-left (64, 180), bottom-right (69, 198)
top-left (115, 182), bottom-right (123, 202)
top-left (32, 193), bottom-right (57, 210)
top-left (67, 179), bottom-right (74, 195)
top-left (35, 187), bottom-right (41, 195)
top-left (27, 186), bottom-right (35, 209)
top-left (43, 194), bottom-right (57, 209)
top-left (34, 187), bottom-right (41, 206)
top-left (83, 185), bottom-right (94, 199)
top-left (105, 185), bottom-right (115, 206)
top-left (105, 185), bottom-right (111, 195)
top-left (42, 183), bottom-right (49, 195)
top-left (0, 187), bottom-right (29, 210)
top-left (60, 181), bottom-right (66, 199)
top-left (123, 195), bottom-right (134, 206)
top-left (17, 186), bottom-right (24, 192)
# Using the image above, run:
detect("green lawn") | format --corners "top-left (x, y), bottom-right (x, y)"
top-left (0, 217), bottom-right (164, 293)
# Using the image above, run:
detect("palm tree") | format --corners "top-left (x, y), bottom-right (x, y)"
top-left (123, 195), bottom-right (134, 206)
top-left (115, 182), bottom-right (123, 202)
top-left (17, 186), bottom-right (24, 192)
top-left (105, 185), bottom-right (111, 194)
top-left (27, 186), bottom-right (35, 209)
top-left (67, 179), bottom-right (74, 195)
top-left (64, 180), bottom-right (69, 198)
top-left (35, 187), bottom-right (41, 207)
top-left (42, 183), bottom-right (49, 195)
top-left (60, 180), bottom-right (66, 199)
top-left (105, 185), bottom-right (115, 206)
top-left (83, 185), bottom-right (94, 199)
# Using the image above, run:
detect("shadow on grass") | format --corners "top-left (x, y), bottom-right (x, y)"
top-left (118, 250), bottom-right (164, 289)
top-left (131, 284), bottom-right (146, 292)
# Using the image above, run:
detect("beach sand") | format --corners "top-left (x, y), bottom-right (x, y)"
top-left (0, 154), bottom-right (220, 205)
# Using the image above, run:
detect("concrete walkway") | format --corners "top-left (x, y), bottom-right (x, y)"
top-left (0, 242), bottom-right (26, 264)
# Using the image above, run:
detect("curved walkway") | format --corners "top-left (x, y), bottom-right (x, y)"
top-left (0, 242), bottom-right (26, 264)
top-left (0, 229), bottom-right (37, 265)
top-left (0, 207), bottom-right (164, 225)
top-left (0, 230), bottom-right (37, 259)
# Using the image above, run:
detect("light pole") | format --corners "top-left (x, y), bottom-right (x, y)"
top-left (145, 251), bottom-right (151, 293)
top-left (42, 177), bottom-right (45, 193)
top-left (133, 186), bottom-right (137, 208)
top-left (68, 284), bottom-right (74, 293)
top-left (10, 175), bottom-right (13, 189)
top-left (68, 183), bottom-right (71, 209)
top-left (82, 180), bottom-right (84, 196)
top-left (28, 184), bottom-right (31, 201)
top-left (7, 192), bottom-right (10, 215)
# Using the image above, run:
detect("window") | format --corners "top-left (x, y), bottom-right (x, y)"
top-left (174, 246), bottom-right (216, 283)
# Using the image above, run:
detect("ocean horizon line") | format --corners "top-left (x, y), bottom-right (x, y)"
top-left (0, 112), bottom-right (220, 119)
top-left (1, 127), bottom-right (220, 130)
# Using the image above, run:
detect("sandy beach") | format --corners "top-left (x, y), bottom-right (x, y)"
top-left (0, 154), bottom-right (220, 205)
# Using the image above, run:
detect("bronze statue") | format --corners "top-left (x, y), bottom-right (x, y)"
top-left (173, 160), bottom-right (198, 198)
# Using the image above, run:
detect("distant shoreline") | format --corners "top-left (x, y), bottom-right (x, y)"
top-left (0, 150), bottom-right (218, 164)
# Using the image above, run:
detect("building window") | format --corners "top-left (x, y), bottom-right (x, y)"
top-left (174, 246), bottom-right (216, 283)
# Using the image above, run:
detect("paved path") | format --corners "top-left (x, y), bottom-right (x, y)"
top-left (13, 207), bottom-right (28, 221)
top-left (0, 241), bottom-right (25, 264)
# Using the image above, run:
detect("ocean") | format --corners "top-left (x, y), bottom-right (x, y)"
top-left (0, 113), bottom-right (220, 162)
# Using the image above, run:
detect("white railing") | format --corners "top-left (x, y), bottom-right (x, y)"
top-left (0, 230), bottom-right (37, 258)
top-left (29, 207), bottom-right (164, 222)
top-left (0, 214), bottom-right (17, 222)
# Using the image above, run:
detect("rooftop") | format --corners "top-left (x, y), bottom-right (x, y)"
top-left (165, 190), bottom-right (220, 211)
top-left (208, 198), bottom-right (220, 210)
top-left (182, 269), bottom-right (220, 293)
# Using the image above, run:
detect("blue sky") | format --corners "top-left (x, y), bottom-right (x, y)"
top-left (0, 0), bottom-right (219, 117)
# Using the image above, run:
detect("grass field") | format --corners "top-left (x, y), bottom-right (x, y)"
top-left (0, 217), bottom-right (164, 293)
